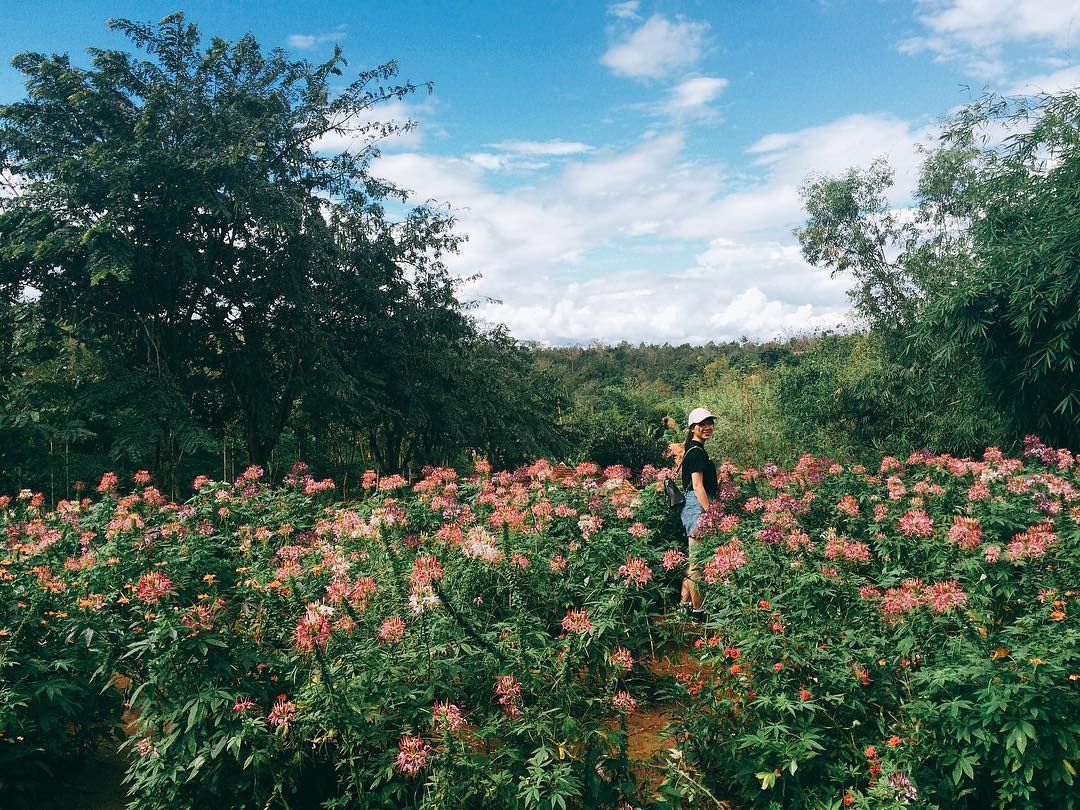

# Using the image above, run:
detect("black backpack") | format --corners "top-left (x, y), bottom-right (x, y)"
top-left (664, 445), bottom-right (704, 508)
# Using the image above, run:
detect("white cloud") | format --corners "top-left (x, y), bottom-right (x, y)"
top-left (311, 98), bottom-right (439, 153)
top-left (659, 75), bottom-right (729, 120)
top-left (745, 113), bottom-right (927, 200)
top-left (561, 132), bottom-right (687, 197)
top-left (475, 269), bottom-right (848, 345)
top-left (601, 14), bottom-right (710, 79)
top-left (465, 140), bottom-right (594, 174)
top-left (489, 140), bottom-right (593, 156)
top-left (692, 238), bottom-right (849, 307)
top-left (1008, 64), bottom-right (1080, 95)
top-left (707, 287), bottom-right (846, 340)
top-left (901, 0), bottom-right (1080, 77)
top-left (287, 28), bottom-right (347, 50)
top-left (370, 111), bottom-right (930, 344)
top-left (607, 1), bottom-right (642, 21)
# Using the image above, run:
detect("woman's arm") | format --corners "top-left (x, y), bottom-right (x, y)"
top-left (692, 470), bottom-right (710, 511)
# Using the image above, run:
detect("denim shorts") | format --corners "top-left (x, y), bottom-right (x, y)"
top-left (681, 491), bottom-right (705, 539)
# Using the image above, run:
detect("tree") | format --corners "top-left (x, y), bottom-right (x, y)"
top-left (795, 89), bottom-right (1080, 450)
top-left (796, 158), bottom-right (921, 333)
top-left (917, 92), bottom-right (1080, 446)
top-left (0, 13), bottom-right (460, 489)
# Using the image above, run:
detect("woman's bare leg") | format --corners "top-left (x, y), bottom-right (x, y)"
top-left (681, 539), bottom-right (702, 609)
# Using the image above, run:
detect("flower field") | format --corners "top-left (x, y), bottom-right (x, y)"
top-left (1, 441), bottom-right (1078, 809)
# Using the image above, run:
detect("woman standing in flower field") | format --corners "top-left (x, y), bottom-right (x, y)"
top-left (679, 407), bottom-right (718, 611)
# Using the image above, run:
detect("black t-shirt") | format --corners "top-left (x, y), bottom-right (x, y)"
top-left (681, 441), bottom-right (718, 499)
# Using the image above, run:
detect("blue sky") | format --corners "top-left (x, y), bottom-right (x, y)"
top-left (3, 1), bottom-right (1080, 344)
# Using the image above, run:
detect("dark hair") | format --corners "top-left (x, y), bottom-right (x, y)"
top-left (683, 427), bottom-right (695, 453)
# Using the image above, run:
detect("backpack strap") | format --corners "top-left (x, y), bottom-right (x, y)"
top-left (674, 444), bottom-right (706, 474)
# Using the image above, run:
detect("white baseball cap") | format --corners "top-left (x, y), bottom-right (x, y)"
top-left (687, 407), bottom-right (715, 426)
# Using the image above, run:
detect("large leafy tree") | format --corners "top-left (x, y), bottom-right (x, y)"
top-left (0, 14), bottom-right (461, 489)
top-left (796, 89), bottom-right (1080, 450)
top-left (918, 92), bottom-right (1080, 446)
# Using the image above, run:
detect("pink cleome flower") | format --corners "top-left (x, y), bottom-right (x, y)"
top-left (946, 516), bottom-right (982, 550)
top-left (495, 674), bottom-right (523, 718)
top-left (886, 476), bottom-right (907, 500)
top-left (549, 554), bottom-right (568, 573)
top-left (881, 579), bottom-right (926, 614)
top-left (609, 646), bottom-right (635, 672)
top-left (859, 584), bottom-right (882, 600)
top-left (785, 529), bottom-right (813, 551)
top-left (717, 514), bottom-right (741, 533)
top-left (348, 576), bottom-right (378, 611)
top-left (409, 555), bottom-right (444, 591)
top-left (897, 509), bottom-right (935, 538)
top-left (134, 571), bottom-right (175, 604)
top-left (96, 472), bottom-right (119, 495)
top-left (378, 474), bottom-right (408, 491)
top-left (378, 615), bottom-right (406, 644)
top-left (562, 608), bottom-right (592, 634)
top-left (923, 580), bottom-right (968, 613)
top-left (612, 690), bottom-right (638, 714)
top-left (267, 695), bottom-right (296, 730)
top-left (293, 602), bottom-right (333, 653)
top-left (1006, 523), bottom-right (1057, 561)
top-left (661, 548), bottom-right (687, 570)
top-left (432, 700), bottom-right (466, 732)
top-left (702, 539), bottom-right (747, 583)
top-left (618, 556), bottom-right (653, 587)
top-left (824, 531), bottom-right (871, 563)
top-left (395, 735), bottom-right (431, 777)
top-left (836, 495), bottom-right (860, 517)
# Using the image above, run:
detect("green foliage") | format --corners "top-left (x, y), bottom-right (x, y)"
top-left (3, 445), bottom-right (1078, 807)
top-left (0, 14), bottom-right (562, 494)
top-left (773, 332), bottom-right (1008, 464)
top-left (797, 158), bottom-right (920, 333)
top-left (796, 88), bottom-right (1080, 455)
top-left (916, 92), bottom-right (1080, 448)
